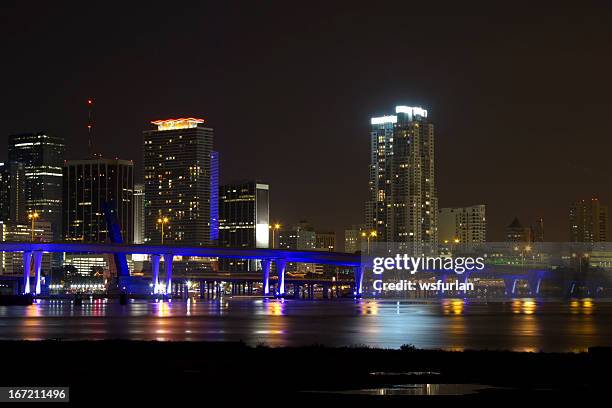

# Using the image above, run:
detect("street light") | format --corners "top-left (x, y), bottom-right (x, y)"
top-left (28, 212), bottom-right (39, 242)
top-left (361, 230), bottom-right (377, 254)
top-left (157, 217), bottom-right (169, 245)
top-left (269, 223), bottom-right (281, 248)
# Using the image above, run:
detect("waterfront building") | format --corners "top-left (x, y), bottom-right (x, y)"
top-left (0, 162), bottom-right (25, 223)
top-left (133, 183), bottom-right (145, 244)
top-left (143, 118), bottom-right (214, 246)
top-left (218, 181), bottom-right (270, 271)
top-left (8, 132), bottom-right (64, 240)
top-left (63, 158), bottom-right (134, 243)
top-left (439, 205), bottom-right (486, 246)
top-left (570, 198), bottom-right (608, 243)
top-left (366, 106), bottom-right (437, 254)
top-left (505, 217), bottom-right (532, 243)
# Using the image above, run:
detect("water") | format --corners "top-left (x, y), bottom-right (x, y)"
top-left (0, 297), bottom-right (610, 352)
top-left (311, 383), bottom-right (495, 396)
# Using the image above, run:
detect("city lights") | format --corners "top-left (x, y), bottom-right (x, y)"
top-left (151, 118), bottom-right (205, 131)
top-left (157, 217), bottom-right (170, 245)
top-left (27, 212), bottom-right (39, 242)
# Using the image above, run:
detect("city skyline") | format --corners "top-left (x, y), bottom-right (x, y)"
top-left (2, 3), bottom-right (612, 241)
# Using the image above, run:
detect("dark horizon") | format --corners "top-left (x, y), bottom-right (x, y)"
top-left (2, 1), bottom-right (612, 242)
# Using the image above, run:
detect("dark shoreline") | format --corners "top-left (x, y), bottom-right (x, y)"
top-left (1, 340), bottom-right (608, 403)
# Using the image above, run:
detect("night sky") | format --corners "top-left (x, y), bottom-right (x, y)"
top-left (2, 1), bottom-right (612, 243)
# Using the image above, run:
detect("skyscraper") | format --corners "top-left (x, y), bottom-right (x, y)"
top-left (344, 226), bottom-right (364, 253)
top-left (278, 224), bottom-right (316, 251)
top-left (218, 181), bottom-right (269, 271)
top-left (8, 132), bottom-right (64, 240)
top-left (133, 183), bottom-right (145, 244)
top-left (278, 222), bottom-right (316, 274)
top-left (533, 217), bottom-right (545, 242)
top-left (439, 205), bottom-right (486, 245)
top-left (0, 162), bottom-right (25, 223)
top-left (570, 198), bottom-right (609, 243)
top-left (143, 118), bottom-right (214, 246)
top-left (366, 106), bottom-right (437, 254)
top-left (63, 158), bottom-right (134, 243)
top-left (315, 231), bottom-right (336, 251)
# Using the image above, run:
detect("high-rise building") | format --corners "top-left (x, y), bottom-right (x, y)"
top-left (570, 198), bottom-right (609, 242)
top-left (279, 226), bottom-right (316, 250)
top-left (63, 158), bottom-right (134, 243)
top-left (439, 205), bottom-right (486, 245)
top-left (344, 227), bottom-right (363, 253)
top-left (8, 132), bottom-right (64, 240)
top-left (366, 106), bottom-right (437, 254)
top-left (533, 217), bottom-right (545, 242)
top-left (143, 118), bottom-right (214, 246)
top-left (218, 181), bottom-right (269, 271)
top-left (506, 217), bottom-right (532, 243)
top-left (315, 231), bottom-right (336, 252)
top-left (0, 162), bottom-right (25, 223)
top-left (133, 183), bottom-right (145, 244)
top-left (279, 223), bottom-right (316, 274)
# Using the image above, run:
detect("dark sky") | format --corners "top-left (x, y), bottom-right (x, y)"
top-left (2, 1), bottom-right (612, 243)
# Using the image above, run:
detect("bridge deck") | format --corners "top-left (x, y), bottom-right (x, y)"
top-left (0, 242), bottom-right (361, 267)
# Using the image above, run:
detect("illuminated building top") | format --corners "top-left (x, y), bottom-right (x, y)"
top-left (151, 118), bottom-right (205, 131)
top-left (371, 115), bottom-right (397, 125)
top-left (395, 105), bottom-right (428, 118)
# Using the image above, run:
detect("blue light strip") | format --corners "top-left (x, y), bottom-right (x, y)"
top-left (210, 151), bottom-right (219, 242)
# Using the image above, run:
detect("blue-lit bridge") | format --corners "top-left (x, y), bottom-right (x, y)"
top-left (2, 242), bottom-right (607, 299)
top-left (0, 242), bottom-right (363, 297)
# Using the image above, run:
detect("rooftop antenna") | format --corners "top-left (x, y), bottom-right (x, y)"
top-left (87, 98), bottom-right (94, 157)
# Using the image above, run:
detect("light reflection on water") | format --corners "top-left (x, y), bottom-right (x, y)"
top-left (1, 298), bottom-right (612, 351)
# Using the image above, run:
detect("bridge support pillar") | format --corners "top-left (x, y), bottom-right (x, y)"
top-left (33, 251), bottom-right (43, 295)
top-left (262, 259), bottom-right (271, 295)
top-left (437, 274), bottom-right (447, 297)
top-left (462, 274), bottom-right (470, 297)
top-left (276, 260), bottom-right (286, 296)
top-left (151, 254), bottom-right (161, 294)
top-left (354, 266), bottom-right (363, 297)
top-left (504, 278), bottom-right (517, 297)
top-left (566, 281), bottom-right (576, 297)
top-left (22, 251), bottom-right (32, 294)
top-left (588, 283), bottom-right (599, 298)
top-left (164, 254), bottom-right (173, 295)
top-left (528, 277), bottom-right (542, 296)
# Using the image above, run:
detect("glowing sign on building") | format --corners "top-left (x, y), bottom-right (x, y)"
top-left (151, 118), bottom-right (205, 131)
